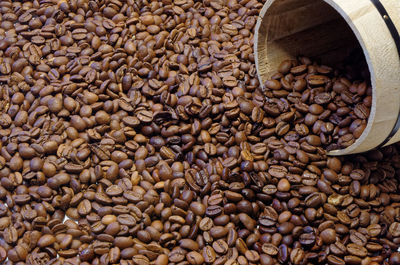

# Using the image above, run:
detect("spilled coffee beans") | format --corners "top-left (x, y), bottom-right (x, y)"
top-left (0, 0), bottom-right (398, 265)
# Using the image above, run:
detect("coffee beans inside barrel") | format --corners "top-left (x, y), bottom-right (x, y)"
top-left (264, 57), bottom-right (371, 151)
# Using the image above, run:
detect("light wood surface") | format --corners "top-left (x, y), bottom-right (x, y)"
top-left (378, 0), bottom-right (400, 146)
top-left (255, 0), bottom-right (400, 155)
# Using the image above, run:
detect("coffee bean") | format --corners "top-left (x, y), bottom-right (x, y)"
top-left (330, 241), bottom-right (347, 256)
top-left (245, 250), bottom-right (260, 263)
top-left (327, 255), bottom-right (345, 265)
top-left (299, 233), bottom-right (316, 247)
top-left (262, 243), bottom-right (279, 256)
top-left (180, 239), bottom-right (199, 251)
top-left (268, 165), bottom-right (288, 178)
top-left (290, 248), bottom-right (305, 265)
top-left (291, 65), bottom-right (308, 74)
top-left (169, 247), bottom-right (187, 263)
top-left (238, 213), bottom-right (256, 230)
top-left (38, 234), bottom-right (56, 248)
top-left (3, 226), bottom-right (18, 244)
top-left (202, 246), bottom-right (216, 263)
top-left (349, 231), bottom-right (367, 246)
top-left (367, 224), bottom-right (381, 237)
top-left (190, 202), bottom-right (206, 216)
top-left (365, 242), bottom-right (383, 252)
top-left (277, 179), bottom-right (291, 192)
top-left (389, 222), bottom-right (400, 237)
top-left (137, 110), bottom-right (153, 123)
top-left (315, 92), bottom-right (332, 104)
top-left (236, 238), bottom-right (248, 255)
top-left (199, 217), bottom-right (214, 231)
top-left (259, 207), bottom-right (278, 227)
top-left (154, 254), bottom-right (169, 265)
top-left (212, 239), bottom-right (228, 254)
top-left (305, 192), bottom-right (325, 208)
top-left (265, 79), bottom-right (281, 90)
top-left (278, 60), bottom-right (292, 74)
top-left (209, 226), bottom-right (228, 239)
top-left (320, 228), bottom-right (337, 244)
top-left (275, 121), bottom-right (290, 136)
top-left (354, 104), bottom-right (370, 119)
top-left (132, 255), bottom-right (150, 264)
top-left (186, 251), bottom-right (204, 265)
top-left (346, 243), bottom-right (368, 257)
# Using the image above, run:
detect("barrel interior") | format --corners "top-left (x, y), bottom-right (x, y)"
top-left (257, 0), bottom-right (366, 84)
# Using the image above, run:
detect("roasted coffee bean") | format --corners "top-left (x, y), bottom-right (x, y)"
top-left (349, 231), bottom-right (367, 246)
top-left (212, 239), bottom-right (229, 254)
top-left (346, 243), bottom-right (368, 257)
top-left (38, 234), bottom-right (56, 248)
top-left (202, 246), bottom-right (216, 263)
top-left (330, 241), bottom-right (347, 256)
top-left (299, 233), bottom-right (316, 247)
top-left (367, 224), bottom-right (381, 237)
top-left (390, 222), bottom-right (400, 237)
top-left (327, 255), bottom-right (345, 265)
top-left (186, 251), bottom-right (204, 265)
top-left (199, 217), bottom-right (213, 231)
top-left (262, 243), bottom-right (279, 256)
top-left (320, 228), bottom-right (337, 244)
top-left (245, 249), bottom-right (260, 263)
top-left (180, 239), bottom-right (199, 251)
top-left (288, 247), bottom-right (304, 265)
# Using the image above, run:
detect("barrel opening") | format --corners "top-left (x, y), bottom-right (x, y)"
top-left (256, 0), bottom-right (368, 82)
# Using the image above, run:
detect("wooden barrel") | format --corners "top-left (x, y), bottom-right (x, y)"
top-left (254, 0), bottom-right (400, 155)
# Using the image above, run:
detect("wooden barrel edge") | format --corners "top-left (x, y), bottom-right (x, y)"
top-left (254, 0), bottom-right (275, 90)
top-left (254, 0), bottom-right (400, 155)
top-left (377, 0), bottom-right (400, 147)
top-left (326, 0), bottom-right (400, 155)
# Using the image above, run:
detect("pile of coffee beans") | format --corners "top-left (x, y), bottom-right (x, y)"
top-left (0, 0), bottom-right (399, 265)
top-left (265, 58), bottom-right (371, 151)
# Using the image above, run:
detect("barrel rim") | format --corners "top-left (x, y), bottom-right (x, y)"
top-left (254, 0), bottom-right (400, 156)
top-left (325, 0), bottom-right (400, 155)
